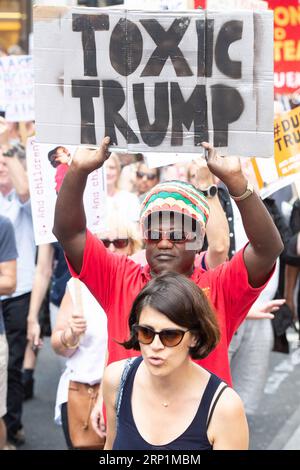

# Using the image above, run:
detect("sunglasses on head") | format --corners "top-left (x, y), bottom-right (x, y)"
top-left (101, 238), bottom-right (129, 249)
top-left (136, 171), bottom-right (157, 180)
top-left (132, 324), bottom-right (193, 347)
top-left (143, 229), bottom-right (196, 244)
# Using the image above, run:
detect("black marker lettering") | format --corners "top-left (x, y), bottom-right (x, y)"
top-left (102, 80), bottom-right (138, 145)
top-left (215, 20), bottom-right (243, 79)
top-left (110, 19), bottom-right (143, 76)
top-left (141, 18), bottom-right (193, 76)
top-left (72, 79), bottom-right (100, 145)
top-left (211, 84), bottom-right (244, 147)
top-left (171, 83), bottom-right (208, 146)
top-left (72, 14), bottom-right (109, 77)
top-left (133, 82), bottom-right (169, 146)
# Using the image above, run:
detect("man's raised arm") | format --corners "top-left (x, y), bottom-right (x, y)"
top-left (202, 142), bottom-right (283, 287)
top-left (53, 137), bottom-right (110, 274)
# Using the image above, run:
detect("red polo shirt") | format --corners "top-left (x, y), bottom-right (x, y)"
top-left (66, 230), bottom-right (273, 386)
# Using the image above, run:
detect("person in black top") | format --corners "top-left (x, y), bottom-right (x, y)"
top-left (0, 215), bottom-right (17, 449)
top-left (102, 273), bottom-right (248, 450)
top-left (284, 198), bottom-right (300, 339)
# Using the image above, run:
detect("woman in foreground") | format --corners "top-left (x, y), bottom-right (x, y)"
top-left (103, 272), bottom-right (249, 450)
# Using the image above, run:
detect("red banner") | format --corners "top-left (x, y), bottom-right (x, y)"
top-left (268, 0), bottom-right (300, 95)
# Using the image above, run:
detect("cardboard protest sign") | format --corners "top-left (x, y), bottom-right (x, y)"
top-left (34, 6), bottom-right (273, 157)
top-left (248, 156), bottom-right (288, 198)
top-left (0, 55), bottom-right (34, 122)
top-left (274, 106), bottom-right (300, 177)
top-left (249, 154), bottom-right (300, 199)
top-left (198, 1), bottom-right (299, 95)
top-left (247, 108), bottom-right (300, 199)
top-left (26, 138), bottom-right (107, 245)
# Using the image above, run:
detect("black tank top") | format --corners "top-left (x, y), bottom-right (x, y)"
top-left (113, 356), bottom-right (227, 450)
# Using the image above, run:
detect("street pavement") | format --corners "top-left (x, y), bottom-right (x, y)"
top-left (249, 328), bottom-right (300, 450)
top-left (18, 330), bottom-right (300, 451)
top-left (22, 338), bottom-right (66, 450)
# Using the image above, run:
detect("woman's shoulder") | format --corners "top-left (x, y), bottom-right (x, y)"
top-left (211, 384), bottom-right (245, 422)
top-left (207, 384), bottom-right (249, 449)
top-left (103, 359), bottom-right (129, 391)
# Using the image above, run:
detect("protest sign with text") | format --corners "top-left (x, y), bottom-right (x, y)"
top-left (26, 138), bottom-right (107, 245)
top-left (248, 154), bottom-right (300, 200)
top-left (268, 0), bottom-right (300, 95)
top-left (247, 108), bottom-right (300, 199)
top-left (0, 55), bottom-right (34, 122)
top-left (34, 6), bottom-right (273, 157)
top-left (274, 106), bottom-right (300, 177)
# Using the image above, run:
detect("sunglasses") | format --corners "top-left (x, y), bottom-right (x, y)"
top-left (143, 229), bottom-right (196, 244)
top-left (101, 238), bottom-right (129, 249)
top-left (133, 324), bottom-right (192, 347)
top-left (136, 171), bottom-right (157, 180)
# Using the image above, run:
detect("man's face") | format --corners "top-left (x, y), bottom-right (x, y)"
top-left (0, 151), bottom-right (12, 194)
top-left (136, 164), bottom-right (159, 196)
top-left (144, 212), bottom-right (203, 277)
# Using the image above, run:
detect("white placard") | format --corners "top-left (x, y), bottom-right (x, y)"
top-left (34, 6), bottom-right (273, 157)
top-left (0, 55), bottom-right (34, 122)
top-left (27, 138), bottom-right (107, 245)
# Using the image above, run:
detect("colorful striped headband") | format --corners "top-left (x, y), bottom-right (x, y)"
top-left (140, 180), bottom-right (209, 230)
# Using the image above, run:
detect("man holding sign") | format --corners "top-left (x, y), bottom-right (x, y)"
top-left (53, 136), bottom-right (282, 437)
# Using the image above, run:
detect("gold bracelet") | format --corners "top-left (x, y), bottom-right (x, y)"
top-left (60, 329), bottom-right (80, 349)
top-left (229, 181), bottom-right (254, 202)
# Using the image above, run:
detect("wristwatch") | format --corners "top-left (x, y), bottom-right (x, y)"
top-left (230, 181), bottom-right (254, 202)
top-left (200, 184), bottom-right (218, 198)
top-left (2, 146), bottom-right (18, 158)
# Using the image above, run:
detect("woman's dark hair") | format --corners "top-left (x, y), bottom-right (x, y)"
top-left (121, 272), bottom-right (220, 359)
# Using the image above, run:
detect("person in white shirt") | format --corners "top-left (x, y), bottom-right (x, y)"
top-left (0, 118), bottom-right (36, 446)
top-left (0, 215), bottom-right (17, 450)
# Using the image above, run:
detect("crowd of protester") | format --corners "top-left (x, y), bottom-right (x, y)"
top-left (1, 38), bottom-right (300, 448)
